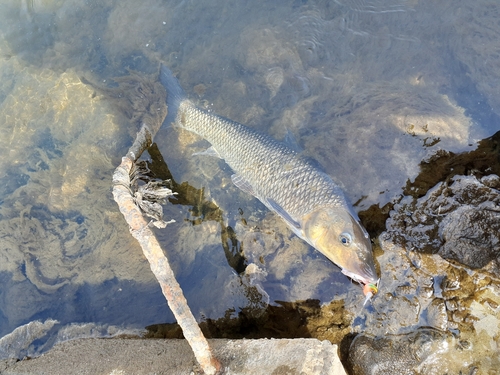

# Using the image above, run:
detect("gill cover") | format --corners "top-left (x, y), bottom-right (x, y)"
top-left (302, 207), bottom-right (377, 285)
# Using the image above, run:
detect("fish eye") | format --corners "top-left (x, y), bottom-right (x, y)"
top-left (339, 232), bottom-right (352, 246)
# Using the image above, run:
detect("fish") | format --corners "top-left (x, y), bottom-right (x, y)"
top-left (159, 65), bottom-right (379, 301)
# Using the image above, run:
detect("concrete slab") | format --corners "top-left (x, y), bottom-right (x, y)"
top-left (0, 338), bottom-right (346, 375)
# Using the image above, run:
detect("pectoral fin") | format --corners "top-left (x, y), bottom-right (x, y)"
top-left (266, 198), bottom-right (301, 229)
top-left (231, 174), bottom-right (255, 196)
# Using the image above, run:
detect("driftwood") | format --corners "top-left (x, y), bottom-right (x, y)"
top-left (106, 71), bottom-right (220, 374)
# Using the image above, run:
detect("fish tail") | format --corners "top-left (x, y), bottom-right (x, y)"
top-left (160, 64), bottom-right (186, 128)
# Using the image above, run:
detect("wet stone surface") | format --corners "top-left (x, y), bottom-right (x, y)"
top-left (345, 173), bottom-right (500, 374)
top-left (385, 174), bottom-right (500, 273)
top-left (344, 328), bottom-right (477, 375)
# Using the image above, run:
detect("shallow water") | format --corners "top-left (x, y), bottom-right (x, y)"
top-left (0, 0), bottom-right (499, 372)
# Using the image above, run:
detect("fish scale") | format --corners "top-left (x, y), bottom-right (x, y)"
top-left (178, 101), bottom-right (346, 220)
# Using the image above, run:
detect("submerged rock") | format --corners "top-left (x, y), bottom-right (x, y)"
top-left (385, 174), bottom-right (500, 272)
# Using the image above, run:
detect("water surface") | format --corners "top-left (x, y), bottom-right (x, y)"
top-left (0, 0), bottom-right (499, 372)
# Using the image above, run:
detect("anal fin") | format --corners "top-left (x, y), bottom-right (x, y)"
top-left (231, 174), bottom-right (255, 196)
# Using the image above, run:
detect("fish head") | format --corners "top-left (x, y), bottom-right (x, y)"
top-left (302, 206), bottom-right (378, 287)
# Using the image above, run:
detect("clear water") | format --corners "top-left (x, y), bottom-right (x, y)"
top-left (0, 0), bottom-right (499, 372)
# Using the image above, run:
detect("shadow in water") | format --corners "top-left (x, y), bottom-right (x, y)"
top-left (145, 298), bottom-right (349, 343)
top-left (145, 142), bottom-right (248, 275)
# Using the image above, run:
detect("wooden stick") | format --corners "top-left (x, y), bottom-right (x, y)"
top-left (109, 74), bottom-right (221, 374)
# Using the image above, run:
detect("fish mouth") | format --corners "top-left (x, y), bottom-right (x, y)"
top-left (341, 268), bottom-right (375, 286)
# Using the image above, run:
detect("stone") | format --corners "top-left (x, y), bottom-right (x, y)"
top-left (0, 338), bottom-right (346, 375)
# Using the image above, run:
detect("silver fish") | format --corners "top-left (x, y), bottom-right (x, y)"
top-left (160, 65), bottom-right (378, 298)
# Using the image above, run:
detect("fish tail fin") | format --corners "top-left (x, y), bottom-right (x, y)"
top-left (160, 64), bottom-right (186, 127)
